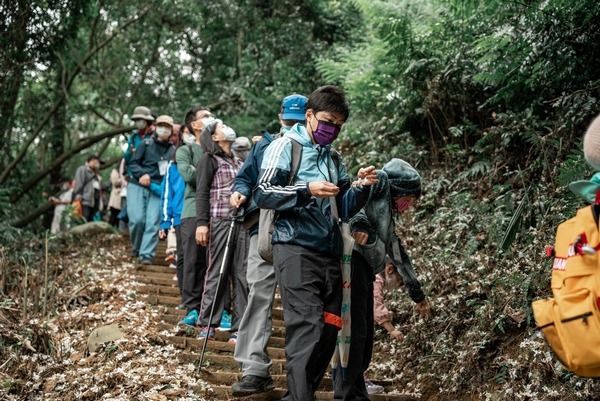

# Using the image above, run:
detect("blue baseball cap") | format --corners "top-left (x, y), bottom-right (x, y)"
top-left (281, 94), bottom-right (308, 121)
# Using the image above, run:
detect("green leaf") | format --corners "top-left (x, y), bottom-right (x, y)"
top-left (500, 187), bottom-right (530, 251)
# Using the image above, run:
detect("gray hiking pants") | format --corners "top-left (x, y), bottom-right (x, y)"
top-left (234, 234), bottom-right (277, 377)
top-left (198, 217), bottom-right (249, 329)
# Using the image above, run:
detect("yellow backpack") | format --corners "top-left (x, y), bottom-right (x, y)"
top-left (532, 205), bottom-right (600, 377)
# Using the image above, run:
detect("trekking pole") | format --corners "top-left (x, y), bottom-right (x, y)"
top-left (197, 207), bottom-right (243, 373)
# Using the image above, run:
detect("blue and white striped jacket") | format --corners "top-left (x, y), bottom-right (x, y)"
top-left (253, 123), bottom-right (370, 258)
top-left (159, 161), bottom-right (185, 230)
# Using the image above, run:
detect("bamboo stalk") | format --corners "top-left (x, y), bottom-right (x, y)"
top-left (0, 248), bottom-right (5, 294)
top-left (43, 231), bottom-right (49, 319)
top-left (21, 257), bottom-right (28, 320)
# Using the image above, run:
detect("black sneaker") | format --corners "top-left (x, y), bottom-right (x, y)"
top-left (231, 375), bottom-right (275, 396)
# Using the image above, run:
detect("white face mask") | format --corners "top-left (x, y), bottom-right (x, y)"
top-left (183, 133), bottom-right (196, 145)
top-left (135, 120), bottom-right (147, 130)
top-left (222, 126), bottom-right (237, 142)
top-left (156, 126), bottom-right (171, 138)
top-left (201, 116), bottom-right (215, 127)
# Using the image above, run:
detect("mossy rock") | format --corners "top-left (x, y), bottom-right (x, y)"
top-left (68, 221), bottom-right (116, 236)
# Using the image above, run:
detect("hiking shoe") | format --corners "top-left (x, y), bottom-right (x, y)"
top-left (179, 309), bottom-right (198, 327)
top-left (228, 332), bottom-right (238, 344)
top-left (140, 258), bottom-right (152, 265)
top-left (365, 380), bottom-right (384, 395)
top-left (218, 310), bottom-right (232, 331)
top-left (198, 327), bottom-right (215, 340)
top-left (231, 375), bottom-right (275, 396)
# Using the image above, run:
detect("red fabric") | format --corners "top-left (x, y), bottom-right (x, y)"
top-left (323, 311), bottom-right (342, 329)
top-left (595, 190), bottom-right (600, 205)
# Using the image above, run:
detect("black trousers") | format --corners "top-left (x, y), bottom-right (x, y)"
top-left (274, 244), bottom-right (342, 401)
top-left (333, 252), bottom-right (374, 401)
top-left (108, 207), bottom-right (120, 227)
top-left (175, 225), bottom-right (185, 297)
top-left (180, 217), bottom-right (207, 313)
top-left (83, 205), bottom-right (98, 222)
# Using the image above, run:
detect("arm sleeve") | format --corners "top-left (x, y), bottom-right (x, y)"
top-left (373, 274), bottom-right (393, 326)
top-left (110, 169), bottom-right (121, 188)
top-left (195, 154), bottom-right (216, 226)
top-left (72, 167), bottom-right (85, 198)
top-left (336, 159), bottom-right (371, 220)
top-left (254, 138), bottom-right (312, 211)
top-left (390, 238), bottom-right (426, 303)
top-left (233, 141), bottom-right (265, 198)
top-left (159, 168), bottom-right (171, 230)
top-left (119, 158), bottom-right (127, 180)
top-left (127, 141), bottom-right (146, 180)
top-left (349, 209), bottom-right (377, 244)
top-left (123, 135), bottom-right (135, 163)
top-left (176, 146), bottom-right (196, 187)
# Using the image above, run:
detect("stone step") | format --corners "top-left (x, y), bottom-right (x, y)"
top-left (135, 275), bottom-right (179, 287)
top-left (152, 258), bottom-right (170, 267)
top-left (135, 243), bottom-right (410, 401)
top-left (142, 286), bottom-right (287, 316)
top-left (193, 384), bottom-right (416, 401)
top-left (193, 370), bottom-right (393, 391)
top-left (136, 264), bottom-right (175, 274)
top-left (146, 294), bottom-right (181, 307)
top-left (138, 284), bottom-right (180, 296)
top-left (196, 371), bottom-right (395, 393)
top-left (153, 302), bottom-right (286, 329)
top-left (201, 371), bottom-right (332, 391)
top-left (161, 334), bottom-right (286, 359)
top-left (180, 352), bottom-right (285, 374)
top-left (141, 285), bottom-right (284, 319)
top-left (156, 322), bottom-right (285, 348)
top-left (159, 313), bottom-right (286, 338)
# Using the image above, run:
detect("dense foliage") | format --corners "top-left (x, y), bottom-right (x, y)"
top-left (0, 0), bottom-right (362, 225)
top-left (2, 0), bottom-right (600, 399)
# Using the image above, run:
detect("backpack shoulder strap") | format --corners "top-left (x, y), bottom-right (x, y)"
top-left (330, 148), bottom-right (341, 170)
top-left (288, 139), bottom-right (303, 185)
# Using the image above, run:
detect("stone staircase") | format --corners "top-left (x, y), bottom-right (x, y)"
top-left (132, 242), bottom-right (417, 400)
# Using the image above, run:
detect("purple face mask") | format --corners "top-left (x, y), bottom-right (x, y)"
top-left (312, 120), bottom-right (341, 146)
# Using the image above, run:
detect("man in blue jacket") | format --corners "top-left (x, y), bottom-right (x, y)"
top-left (159, 158), bottom-right (185, 287)
top-left (230, 94), bottom-right (308, 396)
top-left (254, 86), bottom-right (378, 401)
top-left (128, 115), bottom-right (176, 264)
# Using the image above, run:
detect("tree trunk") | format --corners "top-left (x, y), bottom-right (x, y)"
top-left (0, 0), bottom-right (32, 166)
top-left (49, 65), bottom-right (67, 191)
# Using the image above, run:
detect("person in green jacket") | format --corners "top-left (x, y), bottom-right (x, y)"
top-left (175, 105), bottom-right (215, 326)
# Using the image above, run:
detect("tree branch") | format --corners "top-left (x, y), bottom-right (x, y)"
top-left (97, 137), bottom-right (112, 157)
top-left (10, 126), bottom-right (132, 202)
top-left (10, 202), bottom-right (54, 228)
top-left (100, 155), bottom-right (121, 171)
top-left (88, 106), bottom-right (120, 127)
top-left (0, 7), bottom-right (149, 185)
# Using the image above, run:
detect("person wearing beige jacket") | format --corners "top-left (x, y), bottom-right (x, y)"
top-left (108, 165), bottom-right (124, 227)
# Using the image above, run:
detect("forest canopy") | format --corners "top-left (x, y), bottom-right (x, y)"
top-left (1, 0), bottom-right (599, 230)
